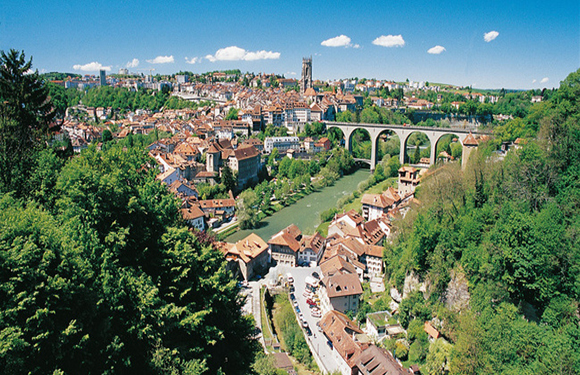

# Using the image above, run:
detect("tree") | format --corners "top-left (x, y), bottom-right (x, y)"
top-left (237, 189), bottom-right (259, 229)
top-left (0, 145), bottom-right (259, 374)
top-left (0, 49), bottom-right (55, 194)
top-left (221, 164), bottom-right (237, 193)
top-left (225, 107), bottom-right (239, 120)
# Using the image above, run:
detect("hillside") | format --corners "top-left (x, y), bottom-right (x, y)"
top-left (383, 69), bottom-right (580, 373)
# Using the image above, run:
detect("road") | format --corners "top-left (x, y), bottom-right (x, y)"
top-left (281, 265), bottom-right (341, 374)
top-left (245, 265), bottom-right (341, 373)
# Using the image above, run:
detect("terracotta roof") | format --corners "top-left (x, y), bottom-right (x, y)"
top-left (223, 233), bottom-right (269, 263)
top-left (304, 87), bottom-right (317, 96)
top-left (181, 205), bottom-right (205, 220)
top-left (361, 193), bottom-right (395, 209)
top-left (320, 311), bottom-right (366, 367)
top-left (198, 198), bottom-right (235, 209)
top-left (324, 272), bottom-right (363, 298)
top-left (354, 345), bottom-right (412, 375)
top-left (233, 145), bottom-right (259, 161)
top-left (320, 254), bottom-right (357, 278)
top-left (463, 132), bottom-right (478, 146)
top-left (424, 321), bottom-right (441, 339)
top-left (268, 224), bottom-right (301, 252)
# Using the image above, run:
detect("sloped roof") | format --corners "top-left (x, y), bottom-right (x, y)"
top-left (268, 224), bottom-right (302, 252)
top-left (233, 145), bottom-right (259, 161)
top-left (354, 345), bottom-right (411, 375)
top-left (320, 310), bottom-right (366, 367)
top-left (181, 205), bottom-right (205, 220)
top-left (324, 272), bottom-right (363, 298)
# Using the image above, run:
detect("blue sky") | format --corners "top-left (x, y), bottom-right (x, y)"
top-left (1, 0), bottom-right (578, 89)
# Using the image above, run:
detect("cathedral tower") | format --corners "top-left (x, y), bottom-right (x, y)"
top-left (300, 57), bottom-right (312, 93)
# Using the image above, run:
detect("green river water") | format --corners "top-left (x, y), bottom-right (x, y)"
top-left (225, 168), bottom-right (370, 243)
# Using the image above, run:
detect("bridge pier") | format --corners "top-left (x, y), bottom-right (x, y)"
top-left (325, 121), bottom-right (485, 170)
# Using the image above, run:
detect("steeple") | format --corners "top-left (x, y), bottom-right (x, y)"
top-left (300, 57), bottom-right (313, 93)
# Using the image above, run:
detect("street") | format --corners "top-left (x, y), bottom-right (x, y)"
top-left (279, 265), bottom-right (341, 374)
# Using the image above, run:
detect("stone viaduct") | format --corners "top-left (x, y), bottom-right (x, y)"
top-left (325, 121), bottom-right (491, 170)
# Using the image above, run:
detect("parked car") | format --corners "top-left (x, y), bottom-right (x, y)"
top-left (306, 298), bottom-right (316, 307)
top-left (302, 320), bottom-right (308, 328)
top-left (311, 310), bottom-right (321, 318)
top-left (290, 293), bottom-right (295, 301)
top-left (305, 326), bottom-right (312, 336)
top-left (312, 271), bottom-right (320, 280)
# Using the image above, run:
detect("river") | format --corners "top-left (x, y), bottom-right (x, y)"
top-left (225, 168), bottom-right (370, 243)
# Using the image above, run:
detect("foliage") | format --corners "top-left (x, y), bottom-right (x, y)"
top-left (0, 143), bottom-right (259, 374)
top-left (0, 49), bottom-right (55, 196)
top-left (236, 189), bottom-right (259, 229)
top-left (272, 294), bottom-right (314, 369)
top-left (383, 69), bottom-right (580, 375)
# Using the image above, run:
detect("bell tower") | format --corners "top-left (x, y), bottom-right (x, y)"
top-left (300, 57), bottom-right (312, 93)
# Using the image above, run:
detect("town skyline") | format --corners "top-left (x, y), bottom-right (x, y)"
top-left (2, 0), bottom-right (578, 90)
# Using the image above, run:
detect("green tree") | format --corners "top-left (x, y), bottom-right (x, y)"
top-left (221, 164), bottom-right (237, 193)
top-left (225, 107), bottom-right (239, 120)
top-left (0, 49), bottom-right (55, 194)
top-left (0, 144), bottom-right (259, 374)
top-left (237, 189), bottom-right (259, 229)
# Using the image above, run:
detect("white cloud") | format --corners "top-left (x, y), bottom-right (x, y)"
top-left (205, 46), bottom-right (281, 62)
top-left (427, 45), bottom-right (446, 54)
top-left (321, 35), bottom-right (353, 48)
top-left (73, 62), bottom-right (111, 72)
top-left (484, 30), bottom-right (499, 42)
top-left (532, 79), bottom-right (537, 83)
top-left (126, 58), bottom-right (139, 68)
top-left (372, 35), bottom-right (405, 48)
top-left (353, 44), bottom-right (360, 49)
top-left (286, 71), bottom-right (297, 76)
top-left (146, 55), bottom-right (174, 64)
top-left (541, 77), bottom-right (549, 83)
top-left (185, 57), bottom-right (200, 64)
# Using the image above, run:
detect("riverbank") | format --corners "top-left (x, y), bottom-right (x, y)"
top-left (224, 169), bottom-right (370, 242)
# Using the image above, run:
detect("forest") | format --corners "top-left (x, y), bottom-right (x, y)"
top-left (1, 50), bottom-right (259, 374)
top-left (382, 69), bottom-right (580, 374)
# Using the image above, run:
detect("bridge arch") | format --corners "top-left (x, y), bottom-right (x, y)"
top-left (375, 129), bottom-right (400, 164)
top-left (403, 131), bottom-right (431, 165)
top-left (433, 133), bottom-right (464, 164)
top-left (325, 121), bottom-right (483, 169)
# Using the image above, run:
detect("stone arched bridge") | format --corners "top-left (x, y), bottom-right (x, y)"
top-left (324, 121), bottom-right (491, 169)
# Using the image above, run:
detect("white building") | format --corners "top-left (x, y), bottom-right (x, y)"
top-left (264, 136), bottom-right (300, 153)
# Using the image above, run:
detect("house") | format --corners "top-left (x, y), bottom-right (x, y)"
top-left (181, 205), bottom-right (206, 232)
top-left (168, 179), bottom-right (199, 199)
top-left (361, 193), bottom-right (397, 221)
top-left (264, 136), bottom-right (300, 153)
top-left (319, 269), bottom-right (363, 314)
top-left (198, 197), bottom-right (236, 217)
top-left (268, 224), bottom-right (302, 266)
top-left (319, 310), bottom-right (369, 375)
top-left (241, 138), bottom-right (264, 153)
top-left (353, 344), bottom-right (412, 375)
top-left (424, 321), bottom-right (441, 340)
top-left (297, 232), bottom-right (325, 266)
top-left (224, 145), bottom-right (261, 188)
top-left (206, 140), bottom-right (261, 189)
top-left (218, 233), bottom-right (270, 281)
top-left (398, 167), bottom-right (420, 197)
top-left (156, 167), bottom-right (180, 185)
top-left (328, 210), bottom-right (387, 246)
top-left (326, 236), bottom-right (384, 279)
